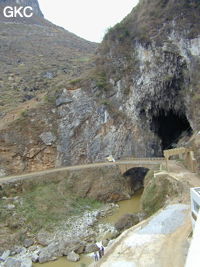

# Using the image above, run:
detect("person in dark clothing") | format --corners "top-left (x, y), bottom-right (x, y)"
top-left (94, 252), bottom-right (98, 262)
top-left (100, 245), bottom-right (104, 256)
top-left (98, 248), bottom-right (102, 259)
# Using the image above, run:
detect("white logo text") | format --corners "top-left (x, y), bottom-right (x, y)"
top-left (3, 6), bottom-right (33, 18)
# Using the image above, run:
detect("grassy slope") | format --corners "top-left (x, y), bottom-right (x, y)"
top-left (0, 13), bottom-right (97, 113)
top-left (0, 181), bottom-right (102, 233)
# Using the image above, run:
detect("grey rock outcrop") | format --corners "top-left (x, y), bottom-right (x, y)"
top-left (36, 232), bottom-right (53, 247)
top-left (23, 239), bottom-right (34, 249)
top-left (56, 88), bottom-right (140, 166)
top-left (31, 252), bottom-right (39, 263)
top-left (84, 243), bottom-right (99, 253)
top-left (20, 257), bottom-right (32, 267)
top-left (3, 257), bottom-right (32, 267)
top-left (115, 213), bottom-right (146, 233)
top-left (67, 251), bottom-right (80, 262)
top-left (55, 0), bottom-right (200, 167)
top-left (56, 90), bottom-right (73, 107)
top-left (39, 132), bottom-right (56, 146)
top-left (38, 242), bottom-right (61, 263)
top-left (4, 258), bottom-right (21, 267)
top-left (1, 250), bottom-right (10, 261)
top-left (60, 240), bottom-right (85, 256)
top-left (1, 0), bottom-right (199, 176)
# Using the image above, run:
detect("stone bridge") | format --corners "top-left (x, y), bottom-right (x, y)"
top-left (0, 147), bottom-right (196, 187)
top-left (115, 158), bottom-right (165, 174)
top-left (0, 158), bottom-right (165, 201)
top-left (0, 158), bottom-right (165, 186)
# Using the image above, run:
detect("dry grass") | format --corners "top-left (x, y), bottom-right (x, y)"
top-left (0, 20), bottom-right (97, 113)
top-left (0, 181), bottom-right (102, 233)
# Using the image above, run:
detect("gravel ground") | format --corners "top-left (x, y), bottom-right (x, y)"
top-left (137, 204), bottom-right (189, 235)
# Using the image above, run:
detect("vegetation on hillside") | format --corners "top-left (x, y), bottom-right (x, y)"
top-left (0, 20), bottom-right (97, 113)
top-left (0, 181), bottom-right (102, 237)
top-left (103, 0), bottom-right (200, 46)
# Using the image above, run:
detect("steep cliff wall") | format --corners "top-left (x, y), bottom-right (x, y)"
top-left (57, 0), bottom-right (200, 166)
top-left (1, 0), bottom-right (200, 175)
top-left (0, 0), bottom-right (97, 175)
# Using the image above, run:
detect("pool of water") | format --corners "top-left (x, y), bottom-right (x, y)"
top-left (34, 190), bottom-right (142, 267)
top-left (100, 189), bottom-right (142, 225)
top-left (34, 255), bottom-right (92, 267)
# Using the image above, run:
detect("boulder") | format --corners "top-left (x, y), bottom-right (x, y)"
top-left (23, 239), bottom-right (34, 248)
top-left (36, 232), bottom-right (52, 246)
top-left (39, 132), bottom-right (56, 146)
top-left (84, 244), bottom-right (99, 253)
top-left (56, 96), bottom-right (73, 107)
top-left (75, 243), bottom-right (85, 254)
top-left (114, 213), bottom-right (140, 232)
top-left (16, 247), bottom-right (27, 255)
top-left (97, 224), bottom-right (119, 241)
top-left (20, 257), bottom-right (32, 267)
top-left (31, 252), bottom-right (39, 263)
top-left (28, 246), bottom-right (39, 252)
top-left (1, 250), bottom-right (10, 261)
top-left (67, 251), bottom-right (80, 262)
top-left (4, 258), bottom-right (21, 267)
top-left (38, 251), bottom-right (55, 264)
top-left (38, 241), bottom-right (61, 263)
top-left (59, 240), bottom-right (85, 256)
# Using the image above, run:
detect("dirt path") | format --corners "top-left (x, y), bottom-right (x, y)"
top-left (0, 159), bottom-right (164, 184)
top-left (168, 161), bottom-right (200, 187)
top-left (159, 213), bottom-right (191, 267)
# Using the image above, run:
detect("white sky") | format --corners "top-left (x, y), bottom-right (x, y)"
top-left (38, 0), bottom-right (139, 42)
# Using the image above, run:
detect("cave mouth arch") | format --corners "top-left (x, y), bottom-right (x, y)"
top-left (151, 109), bottom-right (192, 151)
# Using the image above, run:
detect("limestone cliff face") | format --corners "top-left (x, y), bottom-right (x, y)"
top-left (1, 0), bottom-right (200, 175)
top-left (0, 0), bottom-right (96, 175)
top-left (57, 0), bottom-right (200, 166)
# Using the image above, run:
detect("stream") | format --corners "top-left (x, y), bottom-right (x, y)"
top-left (34, 190), bottom-right (142, 267)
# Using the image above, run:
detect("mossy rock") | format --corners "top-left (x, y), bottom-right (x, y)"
top-left (141, 171), bottom-right (183, 216)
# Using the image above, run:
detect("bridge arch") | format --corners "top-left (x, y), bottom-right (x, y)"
top-left (123, 167), bottom-right (149, 193)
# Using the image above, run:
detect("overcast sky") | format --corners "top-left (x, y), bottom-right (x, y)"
top-left (38, 0), bottom-right (139, 42)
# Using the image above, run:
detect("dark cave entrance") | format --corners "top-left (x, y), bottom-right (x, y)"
top-left (151, 109), bottom-right (192, 150)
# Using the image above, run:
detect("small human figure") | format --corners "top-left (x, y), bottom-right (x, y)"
top-left (93, 252), bottom-right (98, 262)
top-left (100, 245), bottom-right (104, 256)
top-left (98, 248), bottom-right (102, 259)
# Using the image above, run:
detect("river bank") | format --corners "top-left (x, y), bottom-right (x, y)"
top-left (0, 191), bottom-right (143, 267)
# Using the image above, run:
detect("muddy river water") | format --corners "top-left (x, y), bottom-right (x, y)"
top-left (34, 190), bottom-right (142, 267)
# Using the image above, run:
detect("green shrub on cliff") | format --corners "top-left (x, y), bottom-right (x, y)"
top-left (141, 170), bottom-right (182, 216)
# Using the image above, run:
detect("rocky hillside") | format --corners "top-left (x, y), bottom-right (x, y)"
top-left (0, 0), bottom-right (200, 176)
top-left (0, 0), bottom-right (44, 19)
top-left (55, 0), bottom-right (200, 167)
top-left (0, 0), bottom-right (97, 114)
